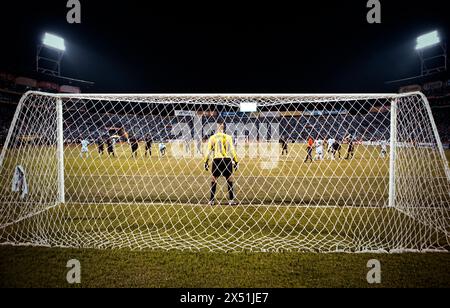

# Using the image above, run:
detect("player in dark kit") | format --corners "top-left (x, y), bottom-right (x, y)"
top-left (145, 134), bottom-right (153, 157)
top-left (204, 119), bottom-right (239, 206)
top-left (332, 140), bottom-right (342, 159)
top-left (97, 137), bottom-right (105, 155)
top-left (280, 136), bottom-right (289, 156)
top-left (345, 135), bottom-right (355, 160)
top-left (130, 136), bottom-right (139, 158)
top-left (107, 138), bottom-right (115, 157)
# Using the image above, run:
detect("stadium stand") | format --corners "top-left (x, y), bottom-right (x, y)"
top-left (0, 71), bottom-right (84, 147)
top-left (0, 70), bottom-right (449, 149)
top-left (58, 108), bottom-right (389, 146)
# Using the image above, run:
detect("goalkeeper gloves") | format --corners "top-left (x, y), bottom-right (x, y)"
top-left (204, 163), bottom-right (209, 171)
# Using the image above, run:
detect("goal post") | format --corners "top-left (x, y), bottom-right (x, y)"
top-left (388, 98), bottom-right (397, 208)
top-left (0, 91), bottom-right (449, 252)
top-left (57, 98), bottom-right (65, 204)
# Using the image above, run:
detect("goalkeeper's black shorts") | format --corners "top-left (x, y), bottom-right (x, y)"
top-left (212, 158), bottom-right (233, 178)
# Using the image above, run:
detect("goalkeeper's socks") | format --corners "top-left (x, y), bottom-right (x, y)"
top-left (227, 181), bottom-right (234, 201)
top-left (210, 182), bottom-right (217, 202)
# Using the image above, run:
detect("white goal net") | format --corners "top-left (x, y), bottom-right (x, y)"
top-left (0, 92), bottom-right (449, 252)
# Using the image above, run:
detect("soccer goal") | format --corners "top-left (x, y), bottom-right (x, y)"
top-left (0, 92), bottom-right (449, 252)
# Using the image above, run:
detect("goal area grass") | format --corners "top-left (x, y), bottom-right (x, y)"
top-left (1, 143), bottom-right (449, 250)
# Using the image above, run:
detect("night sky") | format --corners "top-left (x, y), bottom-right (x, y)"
top-left (0, 0), bottom-right (448, 93)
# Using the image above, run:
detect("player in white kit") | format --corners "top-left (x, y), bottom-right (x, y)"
top-left (80, 138), bottom-right (89, 158)
top-left (327, 137), bottom-right (335, 160)
top-left (315, 138), bottom-right (324, 161)
top-left (380, 140), bottom-right (387, 158)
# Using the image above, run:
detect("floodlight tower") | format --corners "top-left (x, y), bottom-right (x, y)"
top-left (36, 33), bottom-right (66, 76)
top-left (415, 30), bottom-right (447, 76)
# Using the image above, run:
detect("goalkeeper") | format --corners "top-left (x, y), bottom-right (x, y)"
top-left (204, 119), bottom-right (239, 206)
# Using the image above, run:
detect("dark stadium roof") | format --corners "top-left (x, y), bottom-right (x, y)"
top-left (0, 1), bottom-right (449, 93)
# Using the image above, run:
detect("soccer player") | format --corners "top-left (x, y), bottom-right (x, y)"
top-left (332, 140), bottom-right (342, 160)
top-left (144, 133), bottom-right (153, 157)
top-left (80, 138), bottom-right (89, 158)
top-left (97, 137), bottom-right (105, 155)
top-left (107, 137), bottom-right (115, 157)
top-left (280, 136), bottom-right (289, 156)
top-left (233, 132), bottom-right (238, 150)
top-left (159, 142), bottom-right (167, 157)
top-left (129, 135), bottom-right (139, 158)
top-left (204, 119), bottom-right (239, 206)
top-left (304, 137), bottom-right (314, 163)
top-left (196, 138), bottom-right (203, 155)
top-left (184, 137), bottom-right (191, 155)
top-left (327, 137), bottom-right (335, 159)
top-left (315, 138), bottom-right (324, 161)
top-left (345, 135), bottom-right (355, 160)
top-left (380, 140), bottom-right (387, 158)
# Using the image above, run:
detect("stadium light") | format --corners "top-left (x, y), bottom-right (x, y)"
top-left (37, 33), bottom-right (66, 76)
top-left (415, 31), bottom-right (440, 50)
top-left (42, 33), bottom-right (66, 51)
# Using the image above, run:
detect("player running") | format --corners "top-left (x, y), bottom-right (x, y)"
top-left (204, 119), bottom-right (239, 206)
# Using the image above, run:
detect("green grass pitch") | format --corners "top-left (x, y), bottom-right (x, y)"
top-left (0, 144), bottom-right (449, 287)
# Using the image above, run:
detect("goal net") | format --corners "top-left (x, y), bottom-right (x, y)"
top-left (0, 92), bottom-right (449, 252)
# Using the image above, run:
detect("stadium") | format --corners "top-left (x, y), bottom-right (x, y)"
top-left (0, 1), bottom-right (450, 290)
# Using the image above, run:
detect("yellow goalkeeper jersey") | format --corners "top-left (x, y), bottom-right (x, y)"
top-left (204, 132), bottom-right (238, 163)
